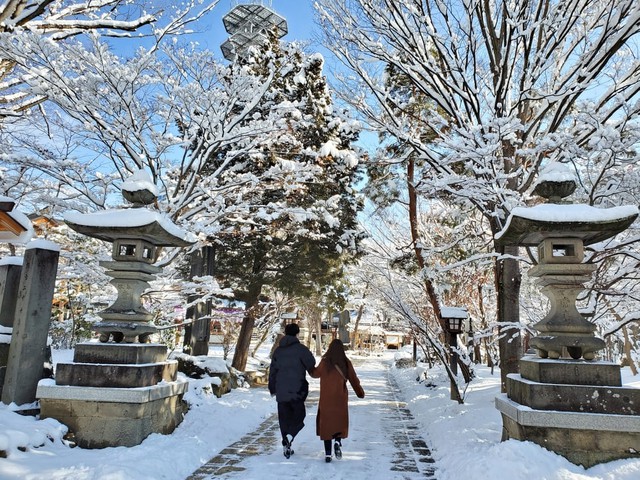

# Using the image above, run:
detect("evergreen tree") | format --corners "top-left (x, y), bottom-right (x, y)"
top-left (207, 40), bottom-right (365, 371)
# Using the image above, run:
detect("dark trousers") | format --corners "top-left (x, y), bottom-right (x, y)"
top-left (277, 400), bottom-right (306, 442)
top-left (324, 437), bottom-right (341, 454)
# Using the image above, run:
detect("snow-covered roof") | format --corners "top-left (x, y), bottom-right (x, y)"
top-left (0, 209), bottom-right (35, 245)
top-left (441, 306), bottom-right (468, 319)
top-left (357, 325), bottom-right (386, 335)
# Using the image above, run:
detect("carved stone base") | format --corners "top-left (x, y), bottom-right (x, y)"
top-left (37, 342), bottom-right (188, 448)
top-left (496, 355), bottom-right (640, 467)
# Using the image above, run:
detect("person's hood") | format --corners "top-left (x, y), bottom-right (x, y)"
top-left (279, 335), bottom-right (300, 348)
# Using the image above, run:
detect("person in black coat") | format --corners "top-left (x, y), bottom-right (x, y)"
top-left (268, 323), bottom-right (316, 458)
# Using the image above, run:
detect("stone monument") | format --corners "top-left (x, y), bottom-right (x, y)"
top-left (494, 163), bottom-right (640, 467)
top-left (37, 170), bottom-right (195, 448)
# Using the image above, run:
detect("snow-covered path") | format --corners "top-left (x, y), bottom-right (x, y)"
top-left (186, 358), bottom-right (437, 480)
top-left (5, 350), bottom-right (640, 479)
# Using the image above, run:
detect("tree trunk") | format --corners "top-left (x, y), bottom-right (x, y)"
top-left (622, 326), bottom-right (637, 375)
top-left (183, 247), bottom-right (215, 356)
top-left (315, 314), bottom-right (323, 356)
top-left (251, 324), bottom-right (271, 357)
top-left (270, 332), bottom-right (284, 359)
top-left (231, 283), bottom-right (262, 371)
top-left (407, 157), bottom-right (443, 322)
top-left (496, 245), bottom-right (522, 392)
top-left (351, 304), bottom-right (364, 349)
top-left (183, 249), bottom-right (203, 354)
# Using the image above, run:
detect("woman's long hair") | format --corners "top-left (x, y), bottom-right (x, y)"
top-left (323, 339), bottom-right (348, 374)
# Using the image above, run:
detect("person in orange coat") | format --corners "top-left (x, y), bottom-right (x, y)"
top-left (310, 339), bottom-right (365, 463)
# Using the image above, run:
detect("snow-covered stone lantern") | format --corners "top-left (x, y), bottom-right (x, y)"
top-left (64, 169), bottom-right (194, 343)
top-left (495, 163), bottom-right (637, 360)
top-left (37, 170), bottom-right (194, 448)
top-left (494, 162), bottom-right (640, 467)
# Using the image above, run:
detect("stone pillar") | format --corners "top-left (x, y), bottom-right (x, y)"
top-left (0, 258), bottom-right (23, 397)
top-left (2, 242), bottom-right (59, 406)
top-left (0, 258), bottom-right (22, 328)
top-left (338, 310), bottom-right (350, 345)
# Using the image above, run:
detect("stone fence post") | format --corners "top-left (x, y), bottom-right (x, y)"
top-left (0, 257), bottom-right (23, 398)
top-left (2, 241), bottom-right (59, 406)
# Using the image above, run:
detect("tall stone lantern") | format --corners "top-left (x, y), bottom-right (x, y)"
top-left (37, 170), bottom-right (195, 448)
top-left (494, 163), bottom-right (640, 467)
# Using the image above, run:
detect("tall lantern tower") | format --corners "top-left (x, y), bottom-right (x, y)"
top-left (221, 0), bottom-right (288, 61)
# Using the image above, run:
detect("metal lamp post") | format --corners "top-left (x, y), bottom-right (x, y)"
top-left (442, 307), bottom-right (467, 401)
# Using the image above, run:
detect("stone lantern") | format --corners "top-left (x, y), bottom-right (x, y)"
top-left (495, 167), bottom-right (636, 361)
top-left (494, 163), bottom-right (640, 467)
top-left (37, 170), bottom-right (195, 448)
top-left (63, 171), bottom-right (193, 344)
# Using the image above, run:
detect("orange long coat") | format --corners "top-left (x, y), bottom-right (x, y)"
top-left (310, 357), bottom-right (365, 441)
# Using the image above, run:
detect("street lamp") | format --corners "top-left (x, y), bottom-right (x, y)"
top-left (442, 306), bottom-right (468, 401)
top-left (445, 316), bottom-right (464, 335)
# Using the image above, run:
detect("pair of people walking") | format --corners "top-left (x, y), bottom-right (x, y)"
top-left (268, 323), bottom-right (365, 463)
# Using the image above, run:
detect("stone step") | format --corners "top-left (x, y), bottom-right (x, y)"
top-left (519, 355), bottom-right (621, 386)
top-left (507, 374), bottom-right (640, 415)
top-left (55, 360), bottom-right (178, 388)
top-left (73, 342), bottom-right (168, 364)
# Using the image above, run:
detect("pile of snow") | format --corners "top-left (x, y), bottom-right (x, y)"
top-left (0, 404), bottom-right (68, 457)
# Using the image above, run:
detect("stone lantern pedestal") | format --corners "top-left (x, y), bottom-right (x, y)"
top-left (497, 354), bottom-right (640, 467)
top-left (37, 171), bottom-right (194, 448)
top-left (37, 343), bottom-right (187, 448)
top-left (494, 167), bottom-right (640, 467)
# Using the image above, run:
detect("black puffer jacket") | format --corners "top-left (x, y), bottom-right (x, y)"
top-left (269, 335), bottom-right (316, 402)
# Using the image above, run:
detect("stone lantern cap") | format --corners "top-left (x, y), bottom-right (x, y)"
top-left (64, 208), bottom-right (193, 248)
top-left (64, 169), bottom-right (194, 249)
top-left (495, 204), bottom-right (639, 247)
top-left (496, 163), bottom-right (639, 246)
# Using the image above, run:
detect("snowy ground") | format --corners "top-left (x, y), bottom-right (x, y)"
top-left (1, 346), bottom-right (640, 480)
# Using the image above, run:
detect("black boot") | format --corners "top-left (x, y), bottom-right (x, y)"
top-left (282, 434), bottom-right (294, 458)
top-left (334, 438), bottom-right (342, 460)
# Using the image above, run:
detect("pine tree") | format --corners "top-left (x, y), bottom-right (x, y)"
top-left (206, 39), bottom-right (365, 371)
